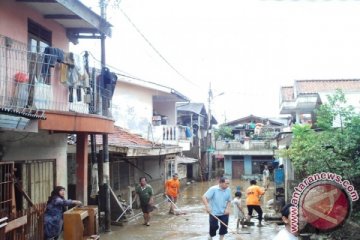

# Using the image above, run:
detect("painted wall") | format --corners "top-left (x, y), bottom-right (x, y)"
top-left (0, 0), bottom-right (68, 50)
top-left (112, 81), bottom-right (153, 137)
top-left (244, 156), bottom-right (252, 175)
top-left (224, 156), bottom-right (232, 177)
top-left (0, 131), bottom-right (68, 196)
top-left (154, 100), bottom-right (176, 125)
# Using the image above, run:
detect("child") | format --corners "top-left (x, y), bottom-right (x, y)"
top-left (232, 191), bottom-right (245, 229)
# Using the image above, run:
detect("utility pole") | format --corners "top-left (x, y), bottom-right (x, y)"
top-left (99, 0), bottom-right (111, 232)
top-left (207, 82), bottom-right (213, 180)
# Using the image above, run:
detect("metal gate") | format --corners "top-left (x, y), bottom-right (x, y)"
top-left (0, 162), bottom-right (15, 219)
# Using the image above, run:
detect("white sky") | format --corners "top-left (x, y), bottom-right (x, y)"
top-left (74, 0), bottom-right (360, 123)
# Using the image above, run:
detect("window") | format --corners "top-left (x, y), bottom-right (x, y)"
top-left (27, 19), bottom-right (52, 84)
top-left (14, 160), bottom-right (55, 210)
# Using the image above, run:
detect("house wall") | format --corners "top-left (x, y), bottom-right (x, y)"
top-left (112, 82), bottom-right (153, 136)
top-left (0, 131), bottom-right (68, 195)
top-left (0, 0), bottom-right (68, 50)
top-left (224, 156), bottom-right (232, 177)
top-left (244, 156), bottom-right (252, 175)
top-left (154, 100), bottom-right (176, 125)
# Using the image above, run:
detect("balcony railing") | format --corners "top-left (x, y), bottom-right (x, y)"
top-left (216, 139), bottom-right (276, 151)
top-left (150, 125), bottom-right (192, 145)
top-left (0, 35), bottom-right (112, 118)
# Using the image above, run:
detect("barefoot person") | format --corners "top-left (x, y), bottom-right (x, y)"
top-left (165, 173), bottom-right (180, 214)
top-left (245, 179), bottom-right (265, 227)
top-left (202, 177), bottom-right (231, 240)
top-left (232, 191), bottom-right (246, 229)
top-left (135, 177), bottom-right (154, 226)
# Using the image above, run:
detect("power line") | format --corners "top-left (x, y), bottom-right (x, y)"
top-left (86, 51), bottom-right (183, 92)
top-left (118, 8), bottom-right (201, 88)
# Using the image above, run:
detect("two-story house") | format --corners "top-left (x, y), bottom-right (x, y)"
top-left (279, 79), bottom-right (360, 202)
top-left (0, 0), bottom-right (114, 236)
top-left (215, 115), bottom-right (285, 180)
top-left (280, 79), bottom-right (360, 126)
top-left (103, 75), bottom-right (195, 197)
top-left (176, 102), bottom-right (209, 180)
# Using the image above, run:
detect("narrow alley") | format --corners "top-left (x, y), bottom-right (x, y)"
top-left (100, 179), bottom-right (283, 240)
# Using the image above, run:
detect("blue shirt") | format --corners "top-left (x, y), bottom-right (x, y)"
top-left (204, 185), bottom-right (231, 216)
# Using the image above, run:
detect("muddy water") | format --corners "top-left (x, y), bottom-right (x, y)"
top-left (100, 179), bottom-right (285, 240)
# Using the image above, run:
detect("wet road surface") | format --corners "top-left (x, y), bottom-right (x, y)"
top-left (100, 179), bottom-right (285, 240)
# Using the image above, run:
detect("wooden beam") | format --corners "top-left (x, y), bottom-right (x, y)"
top-left (44, 14), bottom-right (81, 19)
top-left (4, 215), bottom-right (27, 233)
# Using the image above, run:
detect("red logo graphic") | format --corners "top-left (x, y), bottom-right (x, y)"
top-left (301, 183), bottom-right (350, 231)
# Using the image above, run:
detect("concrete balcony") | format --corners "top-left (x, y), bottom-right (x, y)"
top-left (150, 125), bottom-right (192, 150)
top-left (216, 139), bottom-right (276, 155)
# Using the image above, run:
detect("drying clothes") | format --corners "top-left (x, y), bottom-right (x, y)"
top-left (98, 67), bottom-right (117, 99)
top-left (60, 63), bottom-right (68, 84)
top-left (62, 53), bottom-right (89, 88)
top-left (41, 47), bottom-right (64, 75)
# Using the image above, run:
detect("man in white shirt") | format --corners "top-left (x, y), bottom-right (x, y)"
top-left (273, 203), bottom-right (298, 240)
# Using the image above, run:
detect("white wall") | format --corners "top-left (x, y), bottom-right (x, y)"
top-left (154, 100), bottom-right (176, 125)
top-left (112, 82), bottom-right (153, 136)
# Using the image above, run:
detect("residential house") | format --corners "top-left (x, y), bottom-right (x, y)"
top-left (108, 76), bottom-right (196, 192)
top-left (0, 0), bottom-right (114, 235)
top-left (279, 79), bottom-right (360, 202)
top-left (279, 79), bottom-right (360, 126)
top-left (215, 115), bottom-right (285, 180)
top-left (176, 102), bottom-right (209, 180)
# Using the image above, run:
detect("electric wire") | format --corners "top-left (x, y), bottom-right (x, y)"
top-left (118, 8), bottom-right (201, 89)
top-left (85, 51), bottom-right (184, 92)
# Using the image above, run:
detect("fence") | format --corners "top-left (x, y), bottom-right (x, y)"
top-left (2, 202), bottom-right (46, 240)
top-left (0, 35), bottom-right (113, 118)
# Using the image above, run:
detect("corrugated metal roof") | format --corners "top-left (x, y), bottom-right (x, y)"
top-left (0, 107), bottom-right (46, 120)
top-left (177, 103), bottom-right (206, 115)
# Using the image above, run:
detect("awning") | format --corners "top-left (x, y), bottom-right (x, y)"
top-left (175, 156), bottom-right (199, 164)
top-left (19, 0), bottom-right (112, 43)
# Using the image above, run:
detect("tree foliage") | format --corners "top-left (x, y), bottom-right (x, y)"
top-left (280, 90), bottom-right (360, 180)
top-left (214, 125), bottom-right (233, 141)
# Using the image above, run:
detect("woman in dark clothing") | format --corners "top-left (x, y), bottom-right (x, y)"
top-left (44, 186), bottom-right (82, 240)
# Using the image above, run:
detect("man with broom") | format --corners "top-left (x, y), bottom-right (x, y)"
top-left (165, 173), bottom-right (180, 214)
top-left (202, 177), bottom-right (232, 240)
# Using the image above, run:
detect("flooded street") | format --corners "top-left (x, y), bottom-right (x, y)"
top-left (100, 179), bottom-right (284, 240)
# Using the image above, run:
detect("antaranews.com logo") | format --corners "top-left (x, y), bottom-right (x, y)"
top-left (290, 172), bottom-right (359, 233)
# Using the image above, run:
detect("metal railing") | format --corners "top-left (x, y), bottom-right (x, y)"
top-left (0, 35), bottom-right (113, 118)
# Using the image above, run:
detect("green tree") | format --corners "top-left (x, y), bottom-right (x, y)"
top-left (214, 125), bottom-right (233, 141)
top-left (280, 90), bottom-right (360, 180)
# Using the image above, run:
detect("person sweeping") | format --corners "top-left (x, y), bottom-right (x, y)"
top-left (245, 179), bottom-right (265, 227)
top-left (202, 177), bottom-right (231, 240)
top-left (165, 173), bottom-right (180, 214)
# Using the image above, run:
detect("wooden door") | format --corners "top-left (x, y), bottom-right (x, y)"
top-left (232, 161), bottom-right (244, 179)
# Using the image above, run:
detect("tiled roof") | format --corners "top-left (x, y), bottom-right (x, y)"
top-left (280, 86), bottom-right (294, 101)
top-left (295, 79), bottom-right (360, 95)
top-left (96, 126), bottom-right (153, 148)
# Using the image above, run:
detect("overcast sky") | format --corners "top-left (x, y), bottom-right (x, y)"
top-left (75, 0), bottom-right (360, 123)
